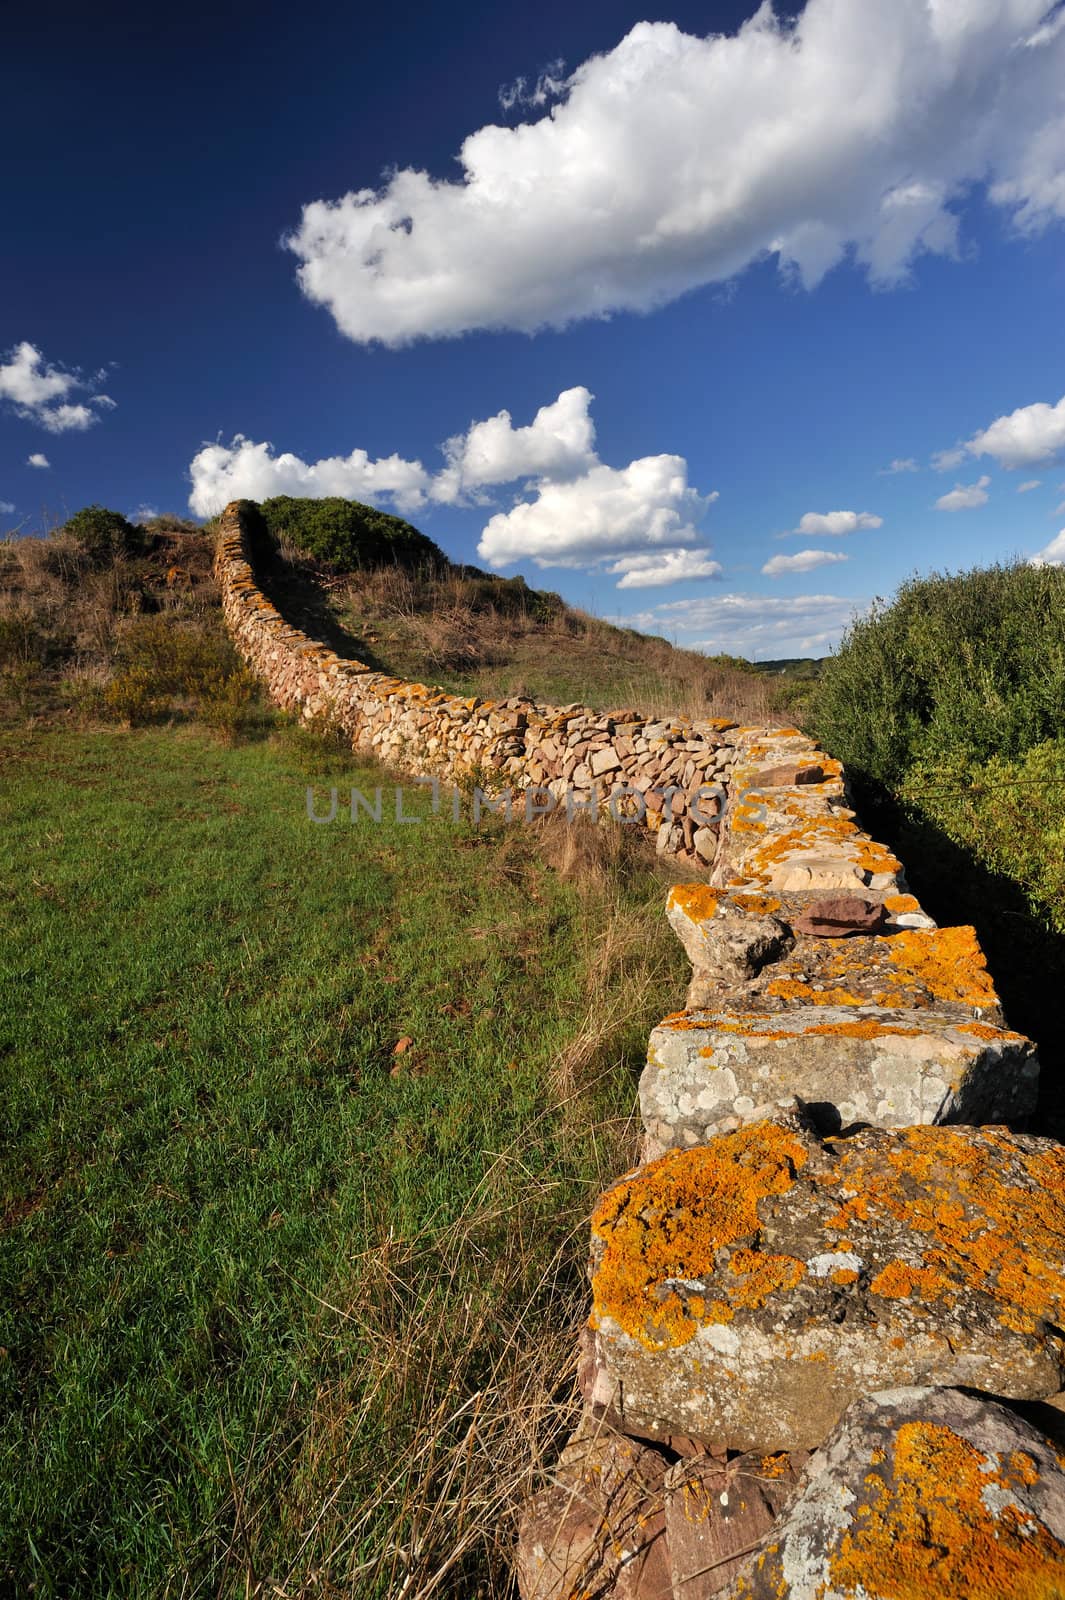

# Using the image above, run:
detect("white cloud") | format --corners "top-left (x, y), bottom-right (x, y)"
top-left (190, 388), bottom-right (721, 582)
top-left (285, 2), bottom-right (1065, 346)
top-left (935, 474), bottom-right (992, 510)
top-left (432, 386), bottom-right (597, 502)
top-left (1018, 478), bottom-right (1043, 491)
top-left (609, 547), bottom-right (723, 588)
top-left (931, 445), bottom-right (967, 471)
top-left (1055, 499), bottom-right (1065, 515)
top-left (477, 456), bottom-right (712, 570)
top-left (27, 453), bottom-right (50, 469)
top-left (792, 510), bottom-right (883, 537)
top-left (188, 435), bottom-right (434, 519)
top-left (762, 548), bottom-right (849, 575)
top-left (879, 458), bottom-right (919, 474)
top-left (616, 591), bottom-right (864, 660)
top-left (189, 386), bottom-right (604, 518)
top-left (966, 392), bottom-right (1065, 468)
top-left (1030, 529), bottom-right (1065, 565)
top-left (0, 342), bottom-right (114, 433)
top-left (0, 500), bottom-right (14, 515)
top-left (131, 505), bottom-right (159, 524)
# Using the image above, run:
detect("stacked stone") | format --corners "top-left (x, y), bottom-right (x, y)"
top-left (518, 728), bottom-right (1065, 1599)
top-left (215, 501), bottom-right (737, 860)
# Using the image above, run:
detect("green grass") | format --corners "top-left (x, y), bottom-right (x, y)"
top-left (0, 722), bottom-right (686, 1597)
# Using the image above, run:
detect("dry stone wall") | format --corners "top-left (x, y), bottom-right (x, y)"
top-left (215, 500), bottom-right (738, 862)
top-left (215, 501), bottom-right (1062, 1596)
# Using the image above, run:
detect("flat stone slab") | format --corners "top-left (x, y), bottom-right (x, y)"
top-left (641, 1002), bottom-right (1036, 1155)
top-left (724, 1387), bottom-right (1065, 1598)
top-left (665, 1450), bottom-right (806, 1596)
top-left (515, 1420), bottom-right (671, 1600)
top-left (589, 1120), bottom-right (1065, 1453)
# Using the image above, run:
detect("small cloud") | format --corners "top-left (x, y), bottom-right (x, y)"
top-left (609, 547), bottom-right (722, 588)
top-left (27, 452), bottom-right (50, 469)
top-left (1018, 479), bottom-right (1042, 493)
top-left (1030, 530), bottom-right (1065, 566)
top-left (0, 341), bottom-right (115, 433)
top-left (499, 58), bottom-right (567, 113)
top-left (130, 504), bottom-right (159, 524)
top-left (762, 549), bottom-right (849, 576)
top-left (878, 458), bottom-right (918, 475)
top-left (790, 510), bottom-right (882, 537)
top-left (935, 474), bottom-right (991, 511)
top-left (0, 500), bottom-right (15, 515)
top-left (931, 445), bottom-right (967, 472)
top-left (967, 393), bottom-right (1065, 469)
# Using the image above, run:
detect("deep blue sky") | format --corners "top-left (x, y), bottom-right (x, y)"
top-left (3, 0), bottom-right (1064, 656)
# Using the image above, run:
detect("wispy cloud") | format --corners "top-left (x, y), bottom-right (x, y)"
top-left (762, 549), bottom-right (849, 577)
top-left (26, 453), bottom-right (50, 469)
top-left (787, 510), bottom-right (882, 538)
top-left (935, 474), bottom-right (991, 511)
top-left (878, 458), bottom-right (918, 475)
top-left (0, 341), bottom-right (115, 433)
top-left (1017, 478), bottom-right (1042, 492)
top-left (615, 591), bottom-right (865, 661)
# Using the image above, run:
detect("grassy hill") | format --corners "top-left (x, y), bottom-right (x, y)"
top-left (0, 498), bottom-right (810, 729)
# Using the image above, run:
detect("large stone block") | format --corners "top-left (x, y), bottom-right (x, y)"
top-left (641, 1003), bottom-right (1037, 1155)
top-left (725, 1387), bottom-right (1065, 1599)
top-left (589, 1120), bottom-right (1065, 1453)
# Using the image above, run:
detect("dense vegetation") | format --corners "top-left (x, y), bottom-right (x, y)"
top-left (812, 559), bottom-right (1065, 1131)
top-left (249, 494), bottom-right (447, 572)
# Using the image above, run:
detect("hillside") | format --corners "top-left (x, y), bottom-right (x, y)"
top-left (0, 498), bottom-right (809, 728)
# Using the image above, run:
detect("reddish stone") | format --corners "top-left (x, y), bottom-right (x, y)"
top-left (790, 895), bottom-right (889, 937)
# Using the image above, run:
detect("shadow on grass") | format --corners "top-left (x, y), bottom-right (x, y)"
top-left (856, 785), bottom-right (1065, 1141)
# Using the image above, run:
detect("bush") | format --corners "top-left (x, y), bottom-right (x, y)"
top-left (58, 506), bottom-right (147, 566)
top-left (813, 561), bottom-right (1065, 787)
top-left (104, 616), bottom-right (254, 731)
top-left (252, 495), bottom-right (447, 573)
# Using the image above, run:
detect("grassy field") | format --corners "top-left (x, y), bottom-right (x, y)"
top-left (0, 719), bottom-right (687, 1597)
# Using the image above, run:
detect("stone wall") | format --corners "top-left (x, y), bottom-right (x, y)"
top-left (215, 500), bottom-right (1063, 1597)
top-left (215, 499), bottom-right (739, 863)
top-left (518, 738), bottom-right (1061, 1599)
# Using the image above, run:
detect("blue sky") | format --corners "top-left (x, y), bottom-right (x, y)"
top-left (3, 0), bottom-right (1065, 657)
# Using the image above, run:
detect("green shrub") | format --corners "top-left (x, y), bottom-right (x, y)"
top-left (813, 561), bottom-right (1065, 786)
top-left (104, 616), bottom-right (253, 731)
top-left (58, 505), bottom-right (147, 565)
top-left (252, 495), bottom-right (447, 573)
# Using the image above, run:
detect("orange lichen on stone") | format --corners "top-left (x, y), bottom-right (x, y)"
top-left (729, 891), bottom-right (783, 916)
top-left (886, 926), bottom-right (998, 1010)
top-left (759, 1454), bottom-right (790, 1479)
top-left (589, 1123), bottom-right (809, 1350)
top-left (827, 1421), bottom-right (1065, 1600)
top-left (744, 813), bottom-right (903, 877)
top-left (869, 1261), bottom-right (947, 1302)
top-left (832, 1268), bottom-right (860, 1286)
top-left (805, 1019), bottom-right (926, 1040)
top-left (728, 1248), bottom-right (806, 1308)
top-left (827, 1126), bottom-right (1065, 1325)
top-left (885, 893), bottom-right (921, 913)
top-left (668, 884), bottom-right (720, 923)
top-left (766, 978), bottom-right (867, 1006)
